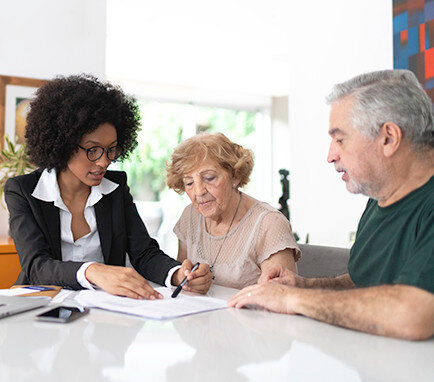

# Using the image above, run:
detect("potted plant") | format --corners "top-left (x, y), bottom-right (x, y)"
top-left (0, 135), bottom-right (35, 207)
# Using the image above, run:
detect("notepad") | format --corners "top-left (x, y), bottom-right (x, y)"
top-left (11, 285), bottom-right (62, 298)
top-left (74, 287), bottom-right (227, 319)
top-left (0, 288), bottom-right (40, 296)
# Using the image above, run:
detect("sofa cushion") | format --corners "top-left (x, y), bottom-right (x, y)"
top-left (297, 244), bottom-right (350, 278)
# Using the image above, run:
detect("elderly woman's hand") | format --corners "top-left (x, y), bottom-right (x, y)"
top-left (258, 249), bottom-right (298, 284)
top-left (171, 259), bottom-right (213, 294)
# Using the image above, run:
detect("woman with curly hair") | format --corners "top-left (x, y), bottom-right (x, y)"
top-left (166, 132), bottom-right (300, 290)
top-left (5, 74), bottom-right (209, 299)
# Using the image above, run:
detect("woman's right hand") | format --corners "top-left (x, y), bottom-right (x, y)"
top-left (85, 263), bottom-right (163, 300)
top-left (172, 259), bottom-right (213, 294)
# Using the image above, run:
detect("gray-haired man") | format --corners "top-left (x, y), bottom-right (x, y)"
top-left (228, 70), bottom-right (434, 340)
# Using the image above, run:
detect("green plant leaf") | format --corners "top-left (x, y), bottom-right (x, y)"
top-left (0, 137), bottom-right (35, 208)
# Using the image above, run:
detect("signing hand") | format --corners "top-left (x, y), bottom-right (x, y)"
top-left (85, 263), bottom-right (163, 300)
top-left (227, 283), bottom-right (297, 314)
top-left (172, 259), bottom-right (213, 294)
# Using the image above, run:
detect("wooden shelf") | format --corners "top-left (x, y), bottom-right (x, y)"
top-left (0, 236), bottom-right (20, 288)
top-left (0, 235), bottom-right (16, 254)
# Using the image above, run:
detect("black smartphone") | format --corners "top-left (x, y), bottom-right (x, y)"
top-left (35, 306), bottom-right (89, 323)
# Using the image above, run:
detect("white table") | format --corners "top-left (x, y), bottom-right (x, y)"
top-left (0, 284), bottom-right (433, 382)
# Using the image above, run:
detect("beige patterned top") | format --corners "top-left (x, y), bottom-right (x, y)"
top-left (173, 201), bottom-right (301, 289)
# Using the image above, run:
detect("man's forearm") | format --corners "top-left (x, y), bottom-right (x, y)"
top-left (303, 273), bottom-right (355, 290)
top-left (290, 284), bottom-right (434, 340)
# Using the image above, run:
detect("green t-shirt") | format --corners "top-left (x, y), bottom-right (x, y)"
top-left (348, 177), bottom-right (434, 293)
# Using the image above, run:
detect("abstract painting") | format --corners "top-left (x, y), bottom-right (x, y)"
top-left (393, 0), bottom-right (434, 103)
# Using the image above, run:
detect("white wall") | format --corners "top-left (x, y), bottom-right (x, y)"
top-left (284, 0), bottom-right (394, 246)
top-left (270, 96), bottom-right (291, 207)
top-left (0, 0), bottom-right (106, 80)
top-left (0, 0), bottom-right (107, 235)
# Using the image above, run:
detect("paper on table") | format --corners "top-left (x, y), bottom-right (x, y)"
top-left (0, 288), bottom-right (40, 296)
top-left (74, 287), bottom-right (227, 319)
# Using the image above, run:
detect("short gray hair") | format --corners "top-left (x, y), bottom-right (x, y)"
top-left (326, 70), bottom-right (433, 151)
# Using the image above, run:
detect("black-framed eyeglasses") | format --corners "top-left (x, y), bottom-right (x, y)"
top-left (77, 144), bottom-right (122, 162)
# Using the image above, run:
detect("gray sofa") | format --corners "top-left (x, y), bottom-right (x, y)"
top-left (297, 244), bottom-right (350, 278)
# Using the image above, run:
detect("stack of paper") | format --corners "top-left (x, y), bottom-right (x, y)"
top-left (0, 288), bottom-right (41, 296)
top-left (74, 287), bottom-right (227, 320)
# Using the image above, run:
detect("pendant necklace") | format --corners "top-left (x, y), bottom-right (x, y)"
top-left (207, 191), bottom-right (242, 274)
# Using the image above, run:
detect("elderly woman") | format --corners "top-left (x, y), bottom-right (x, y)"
top-left (5, 74), bottom-right (208, 299)
top-left (166, 132), bottom-right (300, 290)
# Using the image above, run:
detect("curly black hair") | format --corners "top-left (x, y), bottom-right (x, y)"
top-left (25, 74), bottom-right (141, 171)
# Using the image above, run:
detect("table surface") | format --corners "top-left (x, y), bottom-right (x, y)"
top-left (0, 284), bottom-right (433, 382)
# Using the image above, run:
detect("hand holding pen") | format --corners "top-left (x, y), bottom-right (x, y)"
top-left (171, 260), bottom-right (213, 297)
top-left (172, 262), bottom-right (200, 298)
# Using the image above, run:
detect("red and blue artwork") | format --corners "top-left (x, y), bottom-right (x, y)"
top-left (393, 0), bottom-right (434, 102)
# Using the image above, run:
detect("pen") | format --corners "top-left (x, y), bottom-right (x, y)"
top-left (23, 286), bottom-right (55, 291)
top-left (171, 262), bottom-right (200, 298)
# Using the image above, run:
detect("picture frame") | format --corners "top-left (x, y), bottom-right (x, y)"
top-left (0, 75), bottom-right (48, 148)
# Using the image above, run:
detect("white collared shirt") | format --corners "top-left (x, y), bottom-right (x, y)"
top-left (32, 169), bottom-right (180, 289)
top-left (32, 168), bottom-right (118, 289)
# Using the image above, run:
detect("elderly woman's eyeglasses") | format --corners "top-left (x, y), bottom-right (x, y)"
top-left (77, 145), bottom-right (122, 162)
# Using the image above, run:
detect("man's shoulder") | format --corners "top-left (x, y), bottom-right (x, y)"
top-left (411, 176), bottom-right (433, 200)
top-left (396, 176), bottom-right (433, 215)
top-left (421, 177), bottom-right (434, 206)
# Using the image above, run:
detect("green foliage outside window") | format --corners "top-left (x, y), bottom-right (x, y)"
top-left (196, 107), bottom-right (256, 137)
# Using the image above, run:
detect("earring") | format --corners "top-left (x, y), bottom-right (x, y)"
top-left (233, 183), bottom-right (236, 188)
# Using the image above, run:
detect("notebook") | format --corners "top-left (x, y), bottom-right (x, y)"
top-left (0, 295), bottom-right (50, 319)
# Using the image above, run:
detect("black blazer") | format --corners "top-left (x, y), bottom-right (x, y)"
top-left (5, 169), bottom-right (180, 289)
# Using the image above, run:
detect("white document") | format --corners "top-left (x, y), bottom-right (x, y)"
top-left (74, 287), bottom-right (227, 319)
top-left (0, 288), bottom-right (40, 296)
